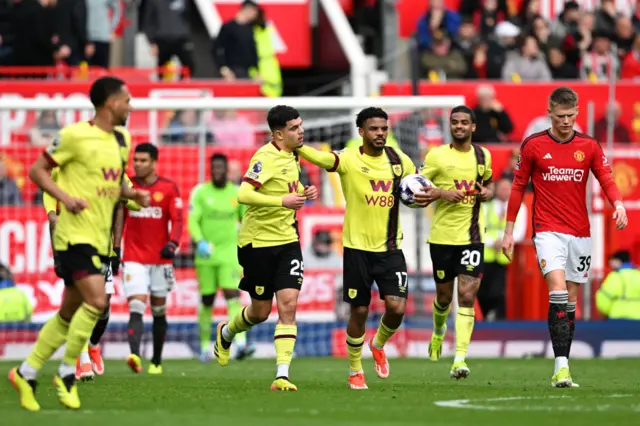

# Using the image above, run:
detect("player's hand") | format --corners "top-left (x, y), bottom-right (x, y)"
top-left (110, 247), bottom-right (121, 276)
top-left (501, 234), bottom-right (515, 261)
top-left (304, 185), bottom-right (318, 201)
top-left (196, 241), bottom-right (212, 258)
top-left (282, 193), bottom-right (307, 210)
top-left (441, 190), bottom-right (465, 203)
top-left (160, 241), bottom-right (178, 259)
top-left (475, 182), bottom-right (493, 202)
top-left (62, 196), bottom-right (88, 214)
top-left (132, 189), bottom-right (151, 207)
top-left (613, 203), bottom-right (628, 230)
top-left (414, 187), bottom-right (437, 207)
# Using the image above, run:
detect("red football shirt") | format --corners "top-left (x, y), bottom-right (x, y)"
top-left (123, 176), bottom-right (183, 264)
top-left (506, 130), bottom-right (621, 238)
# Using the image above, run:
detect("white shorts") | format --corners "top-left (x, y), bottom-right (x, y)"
top-left (122, 262), bottom-right (176, 298)
top-left (103, 263), bottom-right (115, 295)
top-left (533, 232), bottom-right (592, 283)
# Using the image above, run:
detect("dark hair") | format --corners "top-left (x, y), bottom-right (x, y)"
top-left (549, 87), bottom-right (578, 108)
top-left (210, 153), bottom-right (228, 164)
top-left (242, 0), bottom-right (258, 9)
top-left (89, 76), bottom-right (125, 108)
top-left (135, 142), bottom-right (159, 160)
top-left (611, 250), bottom-right (631, 264)
top-left (254, 6), bottom-right (267, 29)
top-left (267, 105), bottom-right (300, 131)
top-left (450, 105), bottom-right (476, 123)
top-left (356, 107), bottom-right (388, 128)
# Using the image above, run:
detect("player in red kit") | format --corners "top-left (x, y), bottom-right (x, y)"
top-left (121, 143), bottom-right (183, 375)
top-left (502, 87), bottom-right (628, 388)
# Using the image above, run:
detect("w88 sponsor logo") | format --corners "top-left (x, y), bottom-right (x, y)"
top-left (542, 167), bottom-right (585, 182)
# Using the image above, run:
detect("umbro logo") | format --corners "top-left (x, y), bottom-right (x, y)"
top-left (543, 153), bottom-right (552, 159)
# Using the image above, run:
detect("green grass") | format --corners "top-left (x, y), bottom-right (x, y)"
top-left (1, 358), bottom-right (639, 426)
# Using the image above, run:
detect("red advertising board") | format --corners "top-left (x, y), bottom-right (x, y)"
top-left (0, 81), bottom-right (262, 146)
top-left (212, 0), bottom-right (311, 68)
top-left (381, 82), bottom-right (640, 143)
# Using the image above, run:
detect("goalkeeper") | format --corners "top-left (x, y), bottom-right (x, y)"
top-left (189, 153), bottom-right (254, 362)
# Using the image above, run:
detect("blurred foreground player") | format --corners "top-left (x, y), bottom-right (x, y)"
top-left (502, 87), bottom-right (627, 387)
top-left (188, 153), bottom-right (255, 362)
top-left (214, 106), bottom-right (318, 391)
top-left (297, 107), bottom-right (418, 390)
top-left (9, 76), bottom-right (150, 411)
top-left (123, 143), bottom-right (183, 375)
top-left (44, 170), bottom-right (141, 381)
top-left (415, 106), bottom-right (494, 379)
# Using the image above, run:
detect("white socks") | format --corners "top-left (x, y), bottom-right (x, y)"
top-left (80, 351), bottom-right (91, 364)
top-left (454, 355), bottom-right (465, 364)
top-left (222, 324), bottom-right (235, 342)
top-left (19, 362), bottom-right (37, 381)
top-left (58, 362), bottom-right (75, 379)
top-left (276, 364), bottom-right (290, 379)
top-left (555, 356), bottom-right (569, 374)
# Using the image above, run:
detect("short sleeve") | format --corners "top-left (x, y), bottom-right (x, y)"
top-left (400, 151), bottom-right (419, 178)
top-left (44, 128), bottom-right (75, 167)
top-left (482, 148), bottom-right (493, 183)
top-left (420, 149), bottom-right (438, 181)
top-left (242, 151), bottom-right (274, 189)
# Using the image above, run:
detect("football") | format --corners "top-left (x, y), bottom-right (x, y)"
top-left (399, 174), bottom-right (435, 208)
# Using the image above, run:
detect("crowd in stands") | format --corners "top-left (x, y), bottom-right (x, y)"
top-left (416, 0), bottom-right (640, 81)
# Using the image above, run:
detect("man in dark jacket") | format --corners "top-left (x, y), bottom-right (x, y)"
top-left (213, 0), bottom-right (259, 80)
top-left (7, 0), bottom-right (57, 67)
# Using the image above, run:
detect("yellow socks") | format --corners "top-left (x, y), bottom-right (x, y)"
top-left (226, 298), bottom-right (246, 347)
top-left (373, 318), bottom-right (397, 349)
top-left (433, 300), bottom-right (451, 336)
top-left (455, 307), bottom-right (475, 361)
top-left (62, 303), bottom-right (101, 367)
top-left (22, 314), bottom-right (70, 377)
top-left (346, 333), bottom-right (365, 373)
top-left (274, 324), bottom-right (297, 378)
top-left (227, 306), bottom-right (254, 334)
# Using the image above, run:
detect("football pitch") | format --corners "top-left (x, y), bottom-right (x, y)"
top-left (1, 358), bottom-right (638, 426)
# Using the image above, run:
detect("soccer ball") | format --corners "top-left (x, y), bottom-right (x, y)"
top-left (399, 174), bottom-right (435, 208)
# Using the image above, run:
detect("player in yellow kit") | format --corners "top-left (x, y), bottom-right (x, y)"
top-left (44, 171), bottom-right (140, 381)
top-left (213, 105), bottom-right (318, 391)
top-left (297, 107), bottom-right (418, 390)
top-left (8, 76), bottom-right (150, 411)
top-left (414, 105), bottom-right (494, 379)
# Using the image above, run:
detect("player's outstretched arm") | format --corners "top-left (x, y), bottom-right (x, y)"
top-left (297, 145), bottom-right (339, 171)
top-left (121, 179), bottom-right (151, 207)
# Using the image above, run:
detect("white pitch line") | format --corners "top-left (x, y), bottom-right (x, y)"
top-left (434, 394), bottom-right (634, 412)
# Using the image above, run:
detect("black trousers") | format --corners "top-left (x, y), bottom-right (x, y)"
top-left (156, 39), bottom-right (194, 78)
top-left (88, 41), bottom-right (110, 68)
top-left (477, 262), bottom-right (507, 320)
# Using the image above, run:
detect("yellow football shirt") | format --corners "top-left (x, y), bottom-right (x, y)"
top-left (421, 144), bottom-right (493, 245)
top-left (299, 145), bottom-right (417, 252)
top-left (44, 122), bottom-right (131, 256)
top-left (238, 141), bottom-right (303, 248)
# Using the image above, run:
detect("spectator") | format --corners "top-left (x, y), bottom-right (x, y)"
top-left (420, 30), bottom-right (467, 80)
top-left (253, 6), bottom-right (282, 97)
top-left (416, 0), bottom-right (460, 52)
top-left (580, 31), bottom-right (618, 82)
top-left (144, 0), bottom-right (195, 78)
top-left (531, 16), bottom-right (550, 55)
top-left (594, 0), bottom-right (617, 36)
top-left (563, 11), bottom-right (595, 70)
top-left (0, 161), bottom-right (23, 205)
top-left (621, 33), bottom-right (640, 80)
top-left (55, 0), bottom-right (91, 66)
top-left (162, 109), bottom-right (213, 144)
top-left (485, 21), bottom-right (520, 79)
top-left (549, 1), bottom-right (581, 43)
top-left (454, 19), bottom-right (480, 78)
top-left (302, 230), bottom-right (342, 269)
top-left (86, 0), bottom-right (121, 68)
top-left (548, 46), bottom-right (579, 79)
top-left (8, 0), bottom-right (58, 67)
top-left (594, 102), bottom-right (632, 143)
top-left (615, 16), bottom-right (635, 58)
top-left (514, 0), bottom-right (540, 29)
top-left (214, 0), bottom-right (259, 80)
top-left (209, 110), bottom-right (255, 146)
top-left (472, 85), bottom-right (513, 143)
top-left (502, 35), bottom-right (552, 81)
top-left (472, 0), bottom-right (504, 38)
top-left (480, 177), bottom-right (527, 321)
top-left (596, 250), bottom-right (640, 320)
top-left (0, 263), bottom-right (32, 323)
top-left (29, 110), bottom-right (61, 146)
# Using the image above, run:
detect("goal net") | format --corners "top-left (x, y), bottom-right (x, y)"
top-left (0, 95), bottom-right (465, 361)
